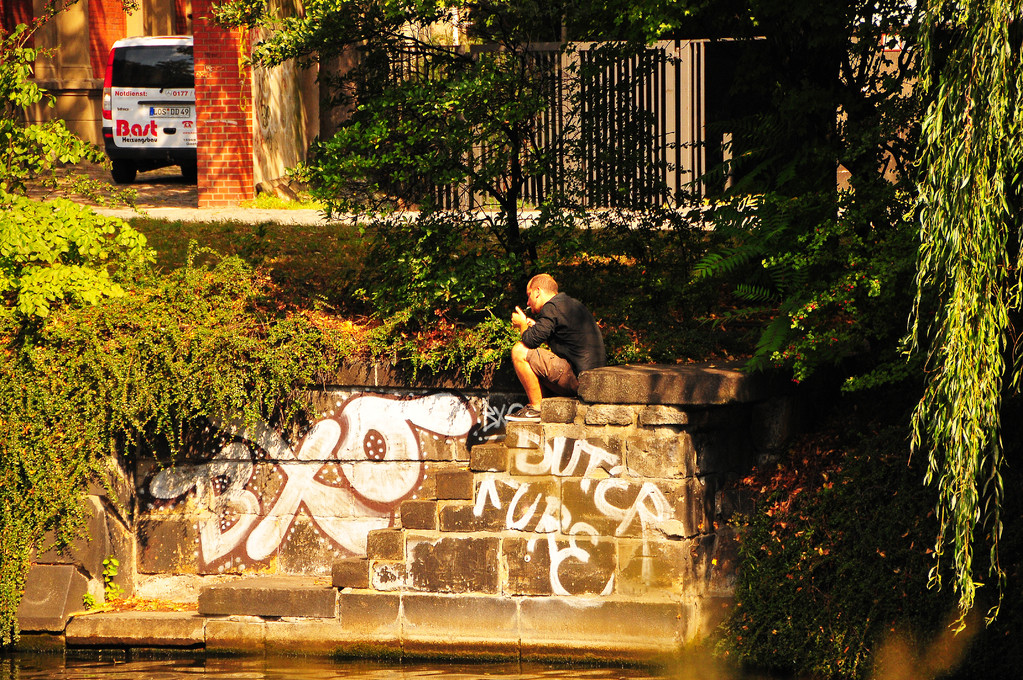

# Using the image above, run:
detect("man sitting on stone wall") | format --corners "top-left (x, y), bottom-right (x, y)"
top-left (506, 273), bottom-right (606, 422)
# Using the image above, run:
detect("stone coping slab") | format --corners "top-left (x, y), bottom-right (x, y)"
top-left (578, 362), bottom-right (777, 406)
top-left (51, 592), bottom-right (696, 663)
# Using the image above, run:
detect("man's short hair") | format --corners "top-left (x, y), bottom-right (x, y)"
top-left (527, 273), bottom-right (558, 295)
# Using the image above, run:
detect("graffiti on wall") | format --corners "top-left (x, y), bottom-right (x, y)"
top-left (144, 392), bottom-right (475, 569)
top-left (474, 435), bottom-right (676, 596)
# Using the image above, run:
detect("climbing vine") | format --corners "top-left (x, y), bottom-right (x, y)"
top-left (911, 0), bottom-right (1023, 623)
top-left (0, 239), bottom-right (342, 646)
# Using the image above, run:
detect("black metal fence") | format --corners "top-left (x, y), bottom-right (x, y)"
top-left (388, 39), bottom-right (711, 210)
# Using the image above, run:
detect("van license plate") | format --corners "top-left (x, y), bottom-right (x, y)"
top-left (149, 106), bottom-right (190, 117)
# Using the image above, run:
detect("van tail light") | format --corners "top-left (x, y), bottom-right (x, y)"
top-left (102, 47), bottom-right (115, 120)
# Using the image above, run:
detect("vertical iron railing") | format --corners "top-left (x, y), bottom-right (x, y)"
top-left (386, 39), bottom-right (707, 209)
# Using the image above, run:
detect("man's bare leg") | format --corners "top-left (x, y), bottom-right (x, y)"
top-left (511, 342), bottom-right (543, 408)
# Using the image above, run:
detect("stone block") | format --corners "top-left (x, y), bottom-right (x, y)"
top-left (578, 362), bottom-right (776, 406)
top-left (36, 495), bottom-right (107, 580)
top-left (615, 538), bottom-right (694, 597)
top-left (707, 526), bottom-right (741, 596)
top-left (104, 508), bottom-right (137, 599)
top-left (561, 478), bottom-right (683, 538)
top-left (332, 558), bottom-right (370, 589)
top-left (469, 443), bottom-right (507, 472)
top-left (264, 619), bottom-right (353, 655)
top-left (418, 430), bottom-right (468, 462)
top-left (439, 501), bottom-right (507, 533)
top-left (436, 468), bottom-right (473, 500)
top-left (337, 591), bottom-right (401, 653)
top-left (715, 486), bottom-right (756, 521)
top-left (505, 422), bottom-right (542, 449)
top-left (452, 478), bottom-right (559, 533)
top-left (519, 598), bottom-right (684, 661)
top-left (371, 561), bottom-right (407, 591)
top-left (511, 437), bottom-right (622, 477)
top-left (366, 529), bottom-right (404, 561)
top-left (626, 431), bottom-right (697, 479)
top-left (401, 593), bottom-right (519, 659)
top-left (584, 404), bottom-right (636, 426)
top-left (504, 536), bottom-right (616, 597)
top-left (693, 596), bottom-right (735, 641)
top-left (278, 517), bottom-right (352, 576)
top-left (198, 576), bottom-right (338, 618)
top-left (65, 611), bottom-right (204, 647)
top-left (751, 394), bottom-right (799, 452)
top-left (638, 405), bottom-right (691, 426)
top-left (691, 427), bottom-right (756, 476)
top-left (407, 535), bottom-right (500, 594)
top-left (541, 398), bottom-right (578, 424)
top-left (17, 564), bottom-right (89, 633)
top-left (400, 500), bottom-right (438, 530)
top-left (91, 456), bottom-right (135, 520)
top-left (665, 477), bottom-right (713, 538)
top-left (205, 617), bottom-right (266, 653)
top-left (508, 447), bottom-right (551, 476)
top-left (136, 517), bottom-right (200, 574)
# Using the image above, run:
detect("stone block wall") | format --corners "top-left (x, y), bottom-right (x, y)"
top-left (23, 362), bottom-right (794, 651)
top-left (322, 383), bottom-right (776, 643)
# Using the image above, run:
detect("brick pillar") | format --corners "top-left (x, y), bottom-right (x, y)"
top-left (88, 0), bottom-right (126, 80)
top-left (192, 0), bottom-right (254, 207)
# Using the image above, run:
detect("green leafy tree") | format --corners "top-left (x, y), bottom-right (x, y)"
top-left (0, 191), bottom-right (152, 318)
top-left (691, 0), bottom-right (920, 388)
top-left (216, 0), bottom-right (685, 326)
top-left (910, 1), bottom-right (1023, 625)
top-left (0, 19), bottom-right (106, 194)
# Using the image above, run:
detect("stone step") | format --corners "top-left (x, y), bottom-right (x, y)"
top-left (197, 575), bottom-right (337, 618)
top-left (66, 610), bottom-right (204, 648)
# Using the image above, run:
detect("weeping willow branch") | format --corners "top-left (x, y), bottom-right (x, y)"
top-left (911, 0), bottom-right (1023, 625)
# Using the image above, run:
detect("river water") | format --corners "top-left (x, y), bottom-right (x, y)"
top-left (0, 654), bottom-right (765, 680)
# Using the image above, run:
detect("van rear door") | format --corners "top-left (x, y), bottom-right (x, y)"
top-left (107, 41), bottom-right (196, 153)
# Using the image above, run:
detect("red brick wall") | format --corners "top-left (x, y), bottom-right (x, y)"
top-left (88, 0), bottom-right (126, 80)
top-left (192, 0), bottom-right (254, 207)
top-left (174, 0), bottom-right (192, 35)
top-left (1, 0), bottom-right (34, 36)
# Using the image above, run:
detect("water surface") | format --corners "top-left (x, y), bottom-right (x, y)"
top-left (0, 655), bottom-right (764, 680)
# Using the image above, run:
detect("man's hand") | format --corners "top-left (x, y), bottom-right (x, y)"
top-left (512, 306), bottom-right (534, 332)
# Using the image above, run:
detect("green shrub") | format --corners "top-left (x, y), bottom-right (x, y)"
top-left (718, 421), bottom-right (955, 678)
top-left (0, 191), bottom-right (152, 317)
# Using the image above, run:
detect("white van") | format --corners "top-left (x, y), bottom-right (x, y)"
top-left (101, 36), bottom-right (197, 184)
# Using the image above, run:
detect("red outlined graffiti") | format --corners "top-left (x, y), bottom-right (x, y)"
top-left (145, 392), bottom-right (475, 569)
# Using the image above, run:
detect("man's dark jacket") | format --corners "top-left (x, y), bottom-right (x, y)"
top-left (520, 292), bottom-right (606, 376)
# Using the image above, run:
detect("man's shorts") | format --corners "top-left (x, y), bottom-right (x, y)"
top-left (526, 347), bottom-right (579, 396)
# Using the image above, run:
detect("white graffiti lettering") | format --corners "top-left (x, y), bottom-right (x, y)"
top-left (474, 437), bottom-right (675, 597)
top-left (480, 401), bottom-right (526, 433)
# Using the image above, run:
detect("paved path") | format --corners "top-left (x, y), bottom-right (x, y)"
top-left (94, 204), bottom-right (339, 225)
top-left (28, 162), bottom-right (341, 226)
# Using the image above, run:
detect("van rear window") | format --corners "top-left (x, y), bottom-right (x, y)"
top-left (111, 45), bottom-right (194, 89)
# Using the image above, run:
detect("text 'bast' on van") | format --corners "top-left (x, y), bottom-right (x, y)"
top-left (102, 36), bottom-right (197, 185)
